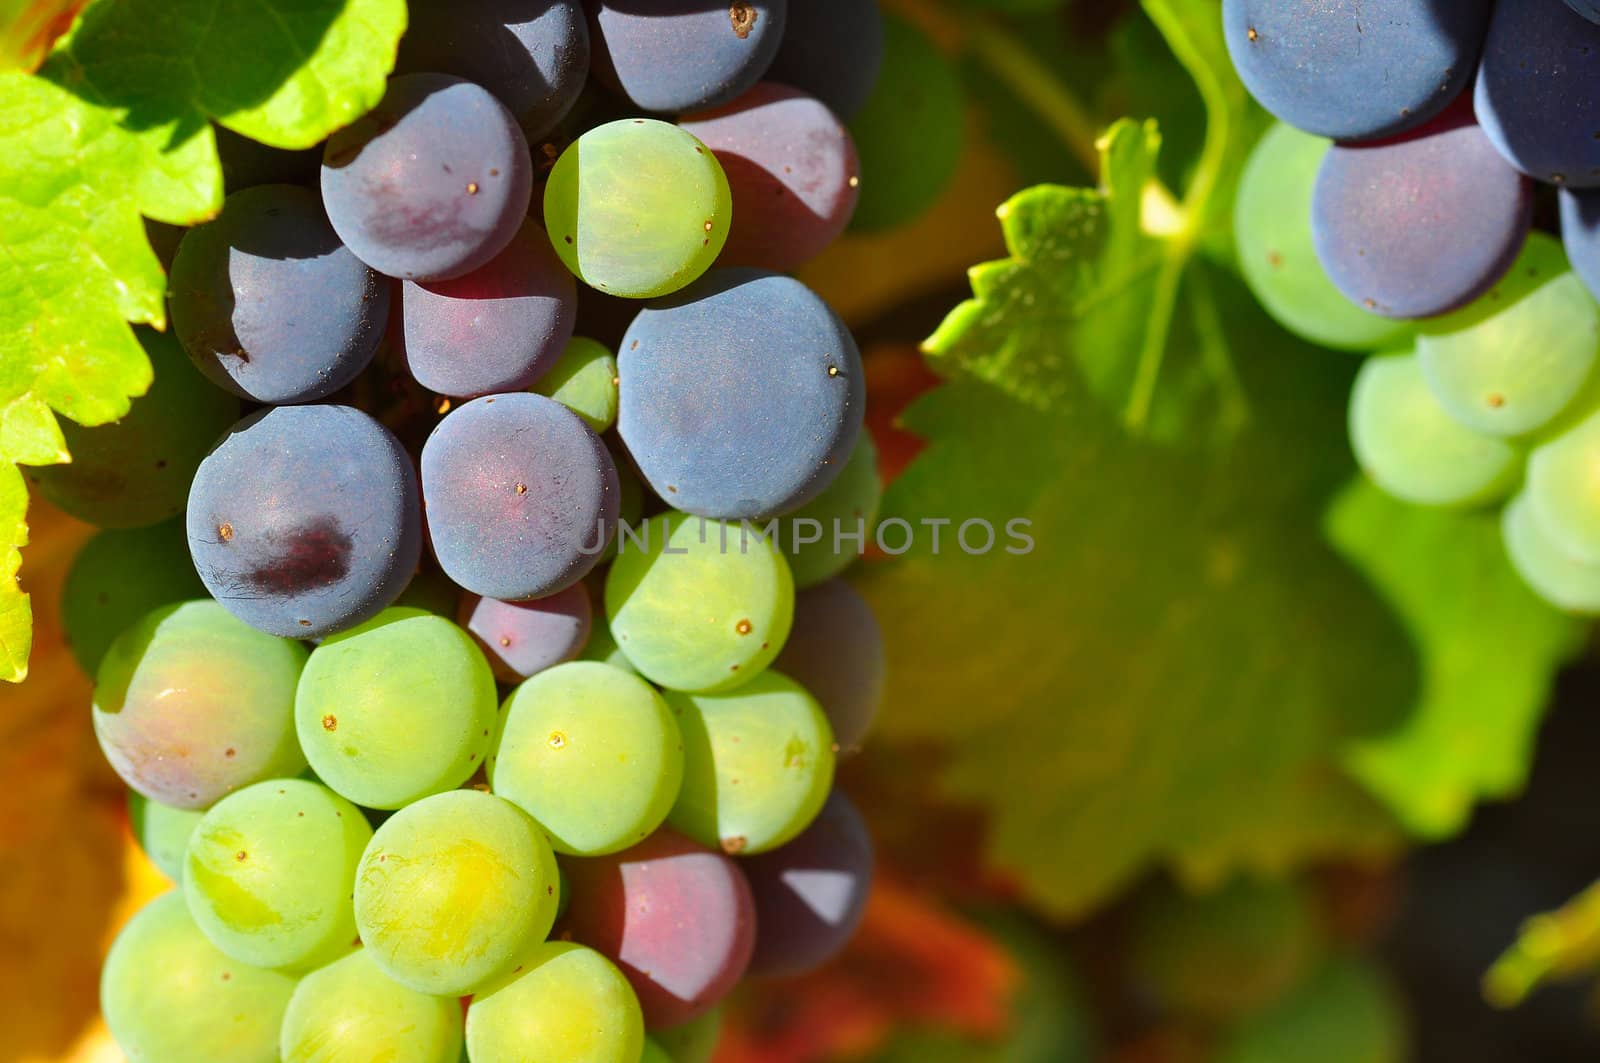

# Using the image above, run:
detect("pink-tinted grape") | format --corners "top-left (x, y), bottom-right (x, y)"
top-left (460, 583), bottom-right (592, 683)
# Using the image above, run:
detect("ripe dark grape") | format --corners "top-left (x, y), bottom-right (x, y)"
top-left (1567, 0), bottom-right (1600, 23)
top-left (1561, 188), bottom-right (1600, 303)
top-left (1222, 0), bottom-right (1491, 142)
top-left (169, 184), bottom-right (389, 403)
top-left (773, 579), bottom-right (885, 755)
top-left (322, 74), bottom-right (534, 282)
top-left (421, 392), bottom-right (618, 601)
top-left (586, 0), bottom-right (787, 113)
top-left (397, 0), bottom-right (590, 138)
top-left (186, 405), bottom-right (422, 638)
top-left (744, 791), bottom-right (874, 979)
top-left (679, 84), bottom-right (860, 272)
top-left (400, 218), bottom-right (577, 398)
top-left (765, 0), bottom-right (883, 121)
top-left (560, 828), bottom-right (756, 1028)
top-left (459, 582), bottom-right (592, 682)
top-left (1311, 107), bottom-right (1532, 319)
top-left (30, 329), bottom-right (239, 529)
top-left (1477, 0), bottom-right (1600, 188)
top-left (617, 269), bottom-right (864, 519)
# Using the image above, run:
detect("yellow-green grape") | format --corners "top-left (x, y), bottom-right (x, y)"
top-left (295, 608), bottom-right (498, 809)
top-left (183, 779), bottom-right (370, 970)
top-left (667, 671), bottom-right (835, 855)
top-left (1235, 123), bottom-right (1415, 352)
top-left (94, 600), bottom-right (308, 810)
top-left (1416, 233), bottom-right (1599, 437)
top-left (490, 662), bottom-right (683, 855)
top-left (1348, 352), bottom-right (1519, 507)
top-left (580, 614), bottom-right (638, 674)
top-left (280, 948), bottom-right (463, 1063)
top-left (544, 119), bottom-right (731, 298)
top-left (102, 892), bottom-right (297, 1063)
top-left (1129, 876), bottom-right (1323, 1023)
top-left (1503, 491), bottom-right (1600, 614)
top-left (607, 513), bottom-right (794, 693)
top-left (653, 1004), bottom-right (723, 1063)
top-left (535, 336), bottom-right (620, 433)
top-left (642, 1039), bottom-right (674, 1063)
top-left (783, 433), bottom-right (882, 588)
top-left (1527, 403), bottom-right (1600, 563)
top-left (128, 791), bottom-right (204, 882)
top-left (466, 941), bottom-right (645, 1063)
top-left (354, 790), bottom-right (559, 996)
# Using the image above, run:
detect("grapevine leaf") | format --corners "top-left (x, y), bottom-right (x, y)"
top-left (1327, 480), bottom-right (1586, 838)
top-left (0, 0), bottom-right (406, 681)
top-left (0, 463), bottom-right (29, 681)
top-left (1485, 879), bottom-right (1600, 1008)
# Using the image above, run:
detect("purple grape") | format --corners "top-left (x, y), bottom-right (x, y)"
top-left (421, 392), bottom-right (618, 601)
top-left (459, 582), bottom-right (592, 682)
top-left (1477, 0), bottom-right (1600, 187)
top-left (169, 185), bottom-right (389, 403)
top-left (397, 0), bottom-right (590, 137)
top-left (1311, 106), bottom-right (1532, 320)
top-left (1562, 188), bottom-right (1600, 303)
top-left (764, 0), bottom-right (883, 121)
top-left (617, 269), bottom-right (864, 519)
top-left (1567, 0), bottom-right (1600, 23)
top-left (322, 74), bottom-right (533, 282)
top-left (772, 579), bottom-right (884, 755)
top-left (679, 83), bottom-right (860, 272)
top-left (745, 791), bottom-right (874, 978)
top-left (587, 0), bottom-right (787, 113)
top-left (186, 405), bottom-right (422, 638)
top-left (400, 219), bottom-right (577, 398)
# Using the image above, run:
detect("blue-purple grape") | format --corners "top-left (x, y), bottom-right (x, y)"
top-left (764, 0), bottom-right (883, 120)
top-left (1477, 0), bottom-right (1600, 188)
top-left (587, 0), bottom-right (787, 113)
top-left (773, 579), bottom-right (884, 754)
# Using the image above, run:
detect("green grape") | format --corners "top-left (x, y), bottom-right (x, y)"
top-left (183, 779), bottom-right (370, 971)
top-left (1348, 352), bottom-right (1519, 507)
top-left (667, 671), bottom-right (835, 855)
top-left (354, 789), bottom-right (560, 996)
top-left (535, 336), bottom-right (620, 433)
top-left (128, 791), bottom-right (204, 882)
top-left (94, 600), bottom-right (308, 810)
top-left (1129, 876), bottom-right (1323, 1023)
top-left (652, 1004), bottom-right (723, 1063)
top-left (580, 618), bottom-right (639, 674)
top-left (1416, 233), bottom-right (1598, 437)
top-left (544, 119), bottom-right (731, 298)
top-left (295, 608), bottom-right (498, 810)
top-left (1235, 124), bottom-right (1414, 352)
top-left (783, 434), bottom-right (882, 588)
top-left (1217, 955), bottom-right (1406, 1063)
top-left (101, 891), bottom-right (297, 1063)
top-left (467, 941), bottom-right (645, 1063)
top-left (1503, 491), bottom-right (1600, 614)
top-left (29, 327), bottom-right (239, 528)
top-left (61, 519), bottom-right (204, 676)
top-left (1528, 404), bottom-right (1600, 562)
top-left (607, 513), bottom-right (794, 693)
top-left (490, 662), bottom-right (684, 855)
top-left (642, 1039), bottom-right (674, 1063)
top-left (848, 15), bottom-right (963, 230)
top-left (281, 947), bottom-right (463, 1063)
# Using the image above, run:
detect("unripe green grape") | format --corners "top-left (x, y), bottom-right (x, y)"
top-left (355, 790), bottom-right (559, 996)
top-left (1528, 404), bottom-right (1600, 562)
top-left (491, 662), bottom-right (683, 855)
top-left (581, 618), bottom-right (638, 673)
top-left (127, 791), bottom-right (204, 882)
top-left (280, 947), bottom-right (463, 1063)
top-left (1235, 123), bottom-right (1414, 352)
top-left (466, 942), bottom-right (645, 1063)
top-left (1216, 956), bottom-right (1406, 1063)
top-left (667, 671), bottom-right (835, 855)
top-left (295, 608), bottom-right (498, 810)
top-left (101, 892), bottom-right (297, 1063)
top-left (1503, 491), bottom-right (1600, 614)
top-left (544, 119), bottom-right (730, 298)
top-left (642, 1039), bottom-right (674, 1063)
top-left (61, 519), bottom-right (204, 676)
top-left (535, 336), bottom-right (619, 433)
top-left (184, 779), bottom-right (370, 971)
top-left (1348, 352), bottom-right (1519, 506)
top-left (652, 1004), bottom-right (723, 1063)
top-left (782, 433), bottom-right (882, 588)
top-left (607, 513), bottom-right (794, 693)
top-left (1416, 234), bottom-right (1599, 437)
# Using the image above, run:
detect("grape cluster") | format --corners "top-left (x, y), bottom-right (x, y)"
top-left (1227, 0), bottom-right (1600, 613)
top-left (38, 1), bottom-right (941, 1059)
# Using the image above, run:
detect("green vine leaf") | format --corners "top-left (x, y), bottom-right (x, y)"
top-left (0, 0), bottom-right (84, 72)
top-left (0, 0), bottom-right (408, 681)
top-left (0, 463), bottom-right (27, 682)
